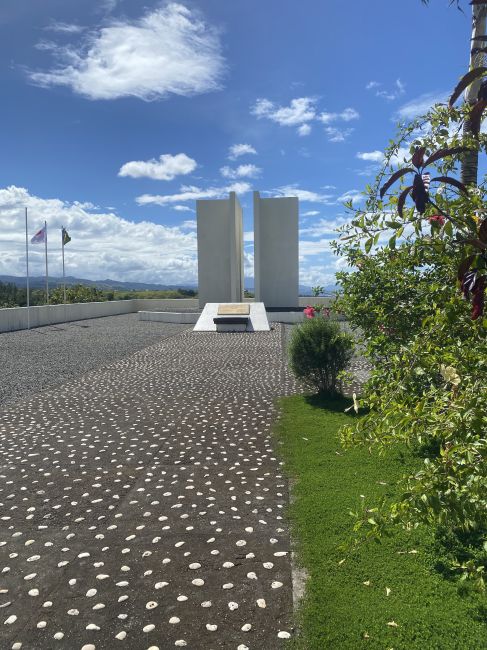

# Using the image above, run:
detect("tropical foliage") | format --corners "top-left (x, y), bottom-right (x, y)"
top-left (334, 53), bottom-right (487, 588)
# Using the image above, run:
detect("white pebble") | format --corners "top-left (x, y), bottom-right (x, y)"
top-left (278, 631), bottom-right (291, 639)
top-left (12, 643), bottom-right (22, 649)
top-left (86, 624), bottom-right (100, 631)
top-left (174, 642), bottom-right (187, 647)
top-left (4, 614), bottom-right (17, 625)
top-left (37, 621), bottom-right (47, 629)
top-left (271, 581), bottom-right (283, 589)
top-left (92, 603), bottom-right (105, 610)
top-left (177, 596), bottom-right (188, 602)
top-left (237, 645), bottom-right (249, 650)
top-left (169, 616), bottom-right (180, 624)
top-left (155, 582), bottom-right (168, 589)
top-left (115, 631), bottom-right (126, 640)
top-left (241, 623), bottom-right (252, 632)
top-left (257, 598), bottom-right (266, 608)
top-left (236, 540), bottom-right (246, 546)
top-left (201, 601), bottom-right (212, 608)
top-left (222, 562), bottom-right (234, 568)
top-left (53, 632), bottom-right (64, 640)
top-left (28, 589), bottom-right (39, 597)
top-left (146, 601), bottom-right (158, 610)
top-left (143, 624), bottom-right (155, 633)
top-left (247, 572), bottom-right (258, 580)
top-left (86, 589), bottom-right (97, 597)
top-left (222, 583), bottom-right (233, 589)
top-left (81, 646), bottom-right (96, 650)
top-left (263, 562), bottom-right (273, 569)
top-left (42, 602), bottom-right (52, 608)
top-left (192, 579), bottom-right (204, 586)
top-left (189, 563), bottom-right (201, 570)
top-left (228, 601), bottom-right (238, 611)
top-left (206, 624), bottom-right (217, 631)
top-left (68, 609), bottom-right (79, 616)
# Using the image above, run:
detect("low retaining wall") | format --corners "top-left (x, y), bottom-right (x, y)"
top-left (0, 296), bottom-right (333, 333)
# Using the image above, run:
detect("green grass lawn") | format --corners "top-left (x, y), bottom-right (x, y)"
top-left (276, 394), bottom-right (487, 650)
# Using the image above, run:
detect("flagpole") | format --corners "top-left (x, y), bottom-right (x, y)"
top-left (44, 220), bottom-right (49, 305)
top-left (62, 227), bottom-right (66, 304)
top-left (25, 207), bottom-right (30, 330)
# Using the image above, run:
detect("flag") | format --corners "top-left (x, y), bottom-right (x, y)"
top-left (31, 226), bottom-right (46, 244)
top-left (62, 228), bottom-right (71, 245)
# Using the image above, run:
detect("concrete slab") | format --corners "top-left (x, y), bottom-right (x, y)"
top-left (193, 302), bottom-right (270, 332)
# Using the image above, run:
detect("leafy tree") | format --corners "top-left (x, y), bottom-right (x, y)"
top-left (49, 284), bottom-right (107, 304)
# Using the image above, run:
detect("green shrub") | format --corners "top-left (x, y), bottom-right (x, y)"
top-left (288, 317), bottom-right (354, 395)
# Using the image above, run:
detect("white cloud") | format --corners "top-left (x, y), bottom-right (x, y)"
top-left (300, 216), bottom-right (351, 237)
top-left (324, 126), bottom-right (354, 142)
top-left (252, 96), bottom-right (316, 126)
top-left (368, 78), bottom-right (406, 101)
top-left (136, 182), bottom-right (252, 206)
top-left (44, 22), bottom-right (85, 34)
top-left (319, 107), bottom-right (359, 124)
top-left (298, 123), bottom-right (311, 136)
top-left (356, 150), bottom-right (384, 162)
top-left (118, 153), bottom-right (197, 181)
top-left (28, 4), bottom-right (225, 101)
top-left (395, 92), bottom-right (448, 120)
top-left (302, 210), bottom-right (320, 217)
top-left (299, 239), bottom-right (333, 257)
top-left (220, 164), bottom-right (261, 179)
top-left (272, 185), bottom-right (335, 204)
top-left (173, 205), bottom-right (194, 212)
top-left (366, 80), bottom-right (381, 90)
top-left (228, 144), bottom-right (257, 160)
top-left (181, 219), bottom-right (197, 229)
top-left (336, 189), bottom-right (363, 205)
top-left (0, 186), bottom-right (198, 284)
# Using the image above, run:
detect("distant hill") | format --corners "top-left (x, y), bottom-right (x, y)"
top-left (0, 274), bottom-right (339, 296)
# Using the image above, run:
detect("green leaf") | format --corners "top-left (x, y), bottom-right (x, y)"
top-left (365, 238), bottom-right (373, 254)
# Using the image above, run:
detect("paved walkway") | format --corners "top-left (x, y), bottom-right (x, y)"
top-left (0, 326), bottom-right (299, 649)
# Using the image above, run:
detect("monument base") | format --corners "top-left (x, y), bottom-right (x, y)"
top-left (193, 303), bottom-right (270, 332)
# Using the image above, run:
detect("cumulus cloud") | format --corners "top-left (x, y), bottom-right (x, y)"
top-left (356, 150), bottom-right (384, 162)
top-left (118, 153), bottom-right (197, 181)
top-left (324, 126), bottom-right (354, 142)
top-left (300, 216), bottom-right (351, 237)
top-left (319, 107), bottom-right (359, 124)
top-left (220, 164), bottom-right (261, 179)
top-left (0, 186), bottom-right (198, 284)
top-left (136, 182), bottom-right (252, 206)
top-left (173, 205), bottom-right (194, 212)
top-left (251, 96), bottom-right (359, 139)
top-left (228, 144), bottom-right (257, 160)
top-left (336, 189), bottom-right (363, 205)
top-left (28, 4), bottom-right (225, 101)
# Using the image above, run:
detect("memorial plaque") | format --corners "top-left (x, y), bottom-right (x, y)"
top-left (217, 303), bottom-right (250, 316)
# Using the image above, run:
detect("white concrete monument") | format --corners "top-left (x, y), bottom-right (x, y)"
top-left (253, 191), bottom-right (299, 308)
top-left (196, 191), bottom-right (244, 309)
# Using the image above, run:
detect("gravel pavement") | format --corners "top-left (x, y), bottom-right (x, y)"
top-left (0, 324), bottom-right (299, 649)
top-left (0, 314), bottom-right (190, 408)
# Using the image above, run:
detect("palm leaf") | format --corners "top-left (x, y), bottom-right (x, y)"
top-left (430, 176), bottom-right (468, 195)
top-left (449, 67), bottom-right (487, 106)
top-left (423, 147), bottom-right (470, 167)
top-left (397, 186), bottom-right (413, 218)
top-left (379, 168), bottom-right (414, 199)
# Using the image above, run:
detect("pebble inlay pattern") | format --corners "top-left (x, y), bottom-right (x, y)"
top-left (0, 326), bottom-right (299, 648)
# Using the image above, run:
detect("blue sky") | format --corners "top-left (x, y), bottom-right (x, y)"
top-left (0, 0), bottom-right (473, 286)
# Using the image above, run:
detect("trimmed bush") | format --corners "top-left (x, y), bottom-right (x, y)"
top-left (288, 317), bottom-right (353, 395)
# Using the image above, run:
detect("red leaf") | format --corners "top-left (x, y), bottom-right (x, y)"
top-left (479, 218), bottom-right (487, 243)
top-left (423, 147), bottom-right (470, 167)
top-left (397, 186), bottom-right (413, 218)
top-left (411, 147), bottom-right (426, 168)
top-left (379, 168), bottom-right (415, 199)
top-left (430, 176), bottom-right (469, 195)
top-left (468, 99), bottom-right (487, 135)
top-left (457, 254), bottom-right (476, 280)
top-left (449, 67), bottom-right (487, 106)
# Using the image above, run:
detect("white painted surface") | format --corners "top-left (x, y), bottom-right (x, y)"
top-left (197, 192), bottom-right (244, 309)
top-left (254, 191), bottom-right (299, 308)
top-left (194, 303), bottom-right (270, 332)
top-left (138, 311), bottom-right (199, 324)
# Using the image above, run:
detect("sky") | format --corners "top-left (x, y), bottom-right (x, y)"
top-left (0, 0), bottom-right (475, 287)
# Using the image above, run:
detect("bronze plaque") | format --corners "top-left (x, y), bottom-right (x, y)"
top-left (217, 303), bottom-right (250, 316)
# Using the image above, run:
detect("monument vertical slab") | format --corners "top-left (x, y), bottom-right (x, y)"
top-left (254, 191), bottom-right (299, 308)
top-left (197, 191), bottom-right (244, 309)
